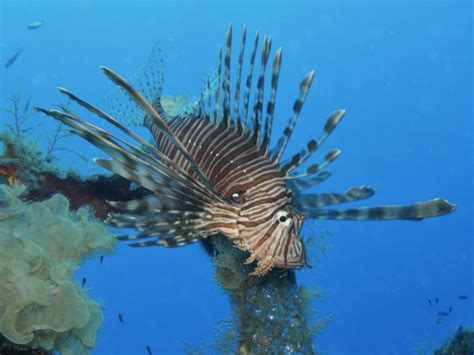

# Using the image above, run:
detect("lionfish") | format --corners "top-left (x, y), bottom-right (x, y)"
top-left (36, 25), bottom-right (455, 276)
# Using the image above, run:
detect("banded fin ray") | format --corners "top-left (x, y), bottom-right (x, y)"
top-left (242, 31), bottom-right (259, 131)
top-left (37, 108), bottom-right (214, 203)
top-left (56, 87), bottom-right (216, 202)
top-left (103, 41), bottom-right (164, 128)
top-left (214, 48), bottom-right (222, 124)
top-left (94, 158), bottom-right (206, 209)
top-left (107, 195), bottom-right (201, 212)
top-left (262, 47), bottom-right (282, 153)
top-left (284, 148), bottom-right (341, 177)
top-left (223, 24), bottom-right (232, 127)
top-left (283, 110), bottom-right (345, 173)
top-left (294, 186), bottom-right (374, 209)
top-left (110, 213), bottom-right (202, 231)
top-left (100, 66), bottom-right (219, 196)
top-left (35, 108), bottom-right (213, 208)
top-left (273, 70), bottom-right (315, 162)
top-left (286, 171), bottom-right (332, 194)
top-left (252, 35), bottom-right (271, 146)
top-left (305, 198), bottom-right (456, 221)
top-left (234, 25), bottom-right (247, 131)
top-left (129, 232), bottom-right (208, 248)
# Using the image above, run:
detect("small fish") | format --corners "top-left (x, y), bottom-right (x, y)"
top-left (437, 311), bottom-right (449, 316)
top-left (458, 295), bottom-right (468, 300)
top-left (428, 299), bottom-right (432, 305)
top-left (146, 346), bottom-right (152, 355)
top-left (118, 313), bottom-right (124, 323)
top-left (435, 297), bottom-right (439, 304)
top-left (23, 97), bottom-right (31, 114)
top-left (82, 277), bottom-right (87, 287)
top-left (4, 49), bottom-right (23, 69)
top-left (436, 317), bottom-right (443, 325)
top-left (449, 306), bottom-right (452, 314)
top-left (27, 20), bottom-right (43, 30)
top-left (99, 255), bottom-right (104, 264)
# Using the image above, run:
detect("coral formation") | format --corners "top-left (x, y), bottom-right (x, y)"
top-left (435, 326), bottom-right (474, 355)
top-left (0, 93), bottom-right (78, 188)
top-left (0, 184), bottom-right (115, 354)
top-left (208, 237), bottom-right (330, 354)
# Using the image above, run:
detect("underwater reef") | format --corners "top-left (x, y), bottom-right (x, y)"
top-left (207, 237), bottom-right (329, 354)
top-left (434, 326), bottom-right (474, 355)
top-left (0, 184), bottom-right (115, 354)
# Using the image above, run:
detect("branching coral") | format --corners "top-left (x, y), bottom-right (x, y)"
top-left (0, 184), bottom-right (115, 354)
top-left (0, 94), bottom-right (85, 187)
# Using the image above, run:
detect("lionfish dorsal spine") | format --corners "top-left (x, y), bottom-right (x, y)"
top-left (99, 66), bottom-right (219, 197)
top-left (242, 30), bottom-right (259, 131)
top-left (283, 109), bottom-right (346, 175)
top-left (251, 35), bottom-right (272, 148)
top-left (261, 47), bottom-right (282, 154)
top-left (272, 70), bottom-right (315, 162)
top-left (233, 25), bottom-right (247, 132)
top-left (36, 107), bottom-right (213, 209)
top-left (223, 24), bottom-right (232, 128)
top-left (213, 47), bottom-right (222, 125)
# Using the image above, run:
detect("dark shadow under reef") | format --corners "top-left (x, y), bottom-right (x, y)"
top-left (0, 334), bottom-right (52, 355)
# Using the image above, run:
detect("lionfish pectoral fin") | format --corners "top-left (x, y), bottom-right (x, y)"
top-left (305, 198), bottom-right (455, 221)
top-left (127, 233), bottom-right (207, 248)
top-left (294, 186), bottom-right (375, 209)
top-left (99, 66), bottom-right (220, 197)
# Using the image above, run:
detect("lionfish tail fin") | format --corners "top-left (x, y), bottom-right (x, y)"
top-left (128, 233), bottom-right (207, 248)
top-left (305, 198), bottom-right (456, 221)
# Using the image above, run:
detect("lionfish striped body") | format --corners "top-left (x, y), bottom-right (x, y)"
top-left (37, 25), bottom-right (455, 276)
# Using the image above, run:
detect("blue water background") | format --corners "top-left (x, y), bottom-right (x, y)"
top-left (1, 1), bottom-right (472, 354)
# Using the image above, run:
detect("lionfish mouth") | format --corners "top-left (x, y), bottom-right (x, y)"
top-left (36, 24), bottom-right (455, 277)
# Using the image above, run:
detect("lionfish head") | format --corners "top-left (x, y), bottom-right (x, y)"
top-left (216, 175), bottom-right (307, 274)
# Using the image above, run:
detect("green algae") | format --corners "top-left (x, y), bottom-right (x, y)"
top-left (0, 184), bottom-right (115, 354)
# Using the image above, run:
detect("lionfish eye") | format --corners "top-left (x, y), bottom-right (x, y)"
top-left (276, 210), bottom-right (291, 224)
top-left (231, 192), bottom-right (242, 204)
